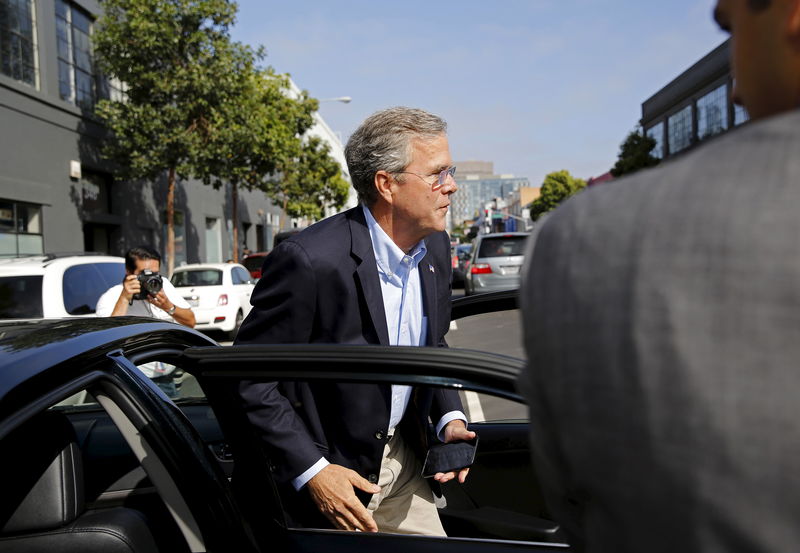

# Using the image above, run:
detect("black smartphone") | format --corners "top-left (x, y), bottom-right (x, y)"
top-left (421, 436), bottom-right (479, 478)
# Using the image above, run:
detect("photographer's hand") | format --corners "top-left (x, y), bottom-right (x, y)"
top-left (111, 275), bottom-right (141, 316)
top-left (150, 290), bottom-right (196, 329)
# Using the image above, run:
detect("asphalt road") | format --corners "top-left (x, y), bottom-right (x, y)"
top-left (448, 288), bottom-right (528, 422)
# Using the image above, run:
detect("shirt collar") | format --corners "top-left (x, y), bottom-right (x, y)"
top-left (362, 204), bottom-right (427, 281)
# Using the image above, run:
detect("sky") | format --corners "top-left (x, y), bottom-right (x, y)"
top-left (229, 1), bottom-right (729, 187)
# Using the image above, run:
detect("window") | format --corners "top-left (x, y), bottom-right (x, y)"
top-left (0, 275), bottom-right (42, 318)
top-left (668, 105), bottom-right (692, 154)
top-left (81, 171), bottom-right (111, 214)
top-left (0, 0), bottom-right (37, 86)
top-left (734, 103), bottom-right (749, 126)
top-left (62, 262), bottom-right (125, 315)
top-left (205, 217), bottom-right (222, 263)
top-left (645, 122), bottom-right (665, 159)
top-left (56, 0), bottom-right (94, 110)
top-left (697, 84), bottom-right (728, 140)
top-left (171, 269), bottom-right (222, 287)
top-left (477, 236), bottom-right (527, 258)
top-left (0, 199), bottom-right (43, 257)
top-left (163, 211), bottom-right (187, 267)
top-left (232, 266), bottom-right (251, 285)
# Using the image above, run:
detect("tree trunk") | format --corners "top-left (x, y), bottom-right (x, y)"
top-left (166, 167), bottom-right (176, 276)
top-left (232, 182), bottom-right (239, 262)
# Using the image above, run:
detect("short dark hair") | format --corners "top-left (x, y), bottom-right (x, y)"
top-left (125, 245), bottom-right (161, 272)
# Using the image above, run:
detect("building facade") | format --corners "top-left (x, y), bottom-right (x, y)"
top-left (0, 0), bottom-right (350, 262)
top-left (450, 161), bottom-right (530, 227)
top-left (641, 39), bottom-right (748, 161)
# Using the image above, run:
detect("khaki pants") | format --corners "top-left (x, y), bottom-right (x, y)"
top-left (366, 433), bottom-right (446, 536)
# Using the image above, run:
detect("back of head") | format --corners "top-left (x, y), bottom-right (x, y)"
top-left (124, 245), bottom-right (161, 273)
top-left (345, 106), bottom-right (447, 206)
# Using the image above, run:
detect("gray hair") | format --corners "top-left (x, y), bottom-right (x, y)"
top-left (345, 107), bottom-right (447, 206)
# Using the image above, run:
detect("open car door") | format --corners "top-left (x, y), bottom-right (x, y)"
top-left (181, 289), bottom-right (568, 552)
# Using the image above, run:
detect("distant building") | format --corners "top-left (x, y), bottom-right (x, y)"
top-left (641, 39), bottom-right (748, 161)
top-left (451, 161), bottom-right (530, 228)
top-left (0, 0), bottom-right (350, 260)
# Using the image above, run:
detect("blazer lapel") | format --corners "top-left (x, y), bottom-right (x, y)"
top-left (349, 208), bottom-right (390, 346)
top-left (419, 243), bottom-right (438, 347)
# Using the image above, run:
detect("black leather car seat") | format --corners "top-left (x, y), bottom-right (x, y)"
top-left (0, 411), bottom-right (161, 553)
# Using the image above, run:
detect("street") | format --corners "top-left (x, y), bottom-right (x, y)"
top-left (448, 289), bottom-right (528, 422)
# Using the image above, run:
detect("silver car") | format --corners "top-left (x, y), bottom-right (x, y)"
top-left (464, 232), bottom-right (529, 295)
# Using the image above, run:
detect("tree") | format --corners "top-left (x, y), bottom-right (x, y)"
top-left (610, 128), bottom-right (660, 178)
top-left (93, 0), bottom-right (259, 273)
top-left (529, 170), bottom-right (586, 221)
top-left (93, 0), bottom-right (348, 268)
top-left (197, 69), bottom-right (350, 260)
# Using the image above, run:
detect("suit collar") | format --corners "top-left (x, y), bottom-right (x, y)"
top-left (349, 207), bottom-right (390, 345)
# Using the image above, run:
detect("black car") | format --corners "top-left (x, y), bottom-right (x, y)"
top-left (0, 291), bottom-right (566, 552)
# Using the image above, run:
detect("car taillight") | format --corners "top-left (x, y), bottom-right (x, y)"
top-left (471, 264), bottom-right (492, 274)
top-left (452, 255), bottom-right (458, 269)
top-left (218, 294), bottom-right (228, 306)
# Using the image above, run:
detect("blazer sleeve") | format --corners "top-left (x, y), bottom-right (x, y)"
top-left (234, 240), bottom-right (325, 483)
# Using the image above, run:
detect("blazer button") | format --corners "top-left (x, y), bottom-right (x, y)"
top-left (368, 474), bottom-right (378, 484)
top-left (375, 430), bottom-right (385, 440)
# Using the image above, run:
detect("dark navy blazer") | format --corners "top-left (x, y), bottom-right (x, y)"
top-left (234, 206), bottom-right (462, 503)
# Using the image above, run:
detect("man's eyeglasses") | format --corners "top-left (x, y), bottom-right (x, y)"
top-left (394, 166), bottom-right (456, 191)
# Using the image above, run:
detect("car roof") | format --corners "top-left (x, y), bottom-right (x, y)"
top-left (0, 317), bottom-right (216, 404)
top-left (0, 254), bottom-right (124, 276)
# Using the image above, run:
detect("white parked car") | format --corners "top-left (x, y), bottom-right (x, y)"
top-left (0, 253), bottom-right (125, 319)
top-left (170, 263), bottom-right (254, 339)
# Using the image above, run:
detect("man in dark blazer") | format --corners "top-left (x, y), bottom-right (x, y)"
top-left (235, 107), bottom-right (475, 535)
top-left (518, 0), bottom-right (800, 551)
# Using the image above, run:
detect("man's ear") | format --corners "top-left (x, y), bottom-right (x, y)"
top-left (374, 170), bottom-right (395, 204)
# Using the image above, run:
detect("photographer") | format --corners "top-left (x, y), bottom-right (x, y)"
top-left (96, 245), bottom-right (195, 328)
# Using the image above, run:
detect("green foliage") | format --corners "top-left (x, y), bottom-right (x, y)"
top-left (93, 0), bottom-right (255, 183)
top-left (528, 170), bottom-right (586, 221)
top-left (610, 129), bottom-right (660, 177)
top-left (93, 0), bottom-right (349, 230)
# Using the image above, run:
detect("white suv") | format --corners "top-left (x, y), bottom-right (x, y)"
top-left (0, 254), bottom-right (125, 319)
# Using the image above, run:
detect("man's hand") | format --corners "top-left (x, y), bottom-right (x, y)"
top-left (121, 274), bottom-right (141, 302)
top-left (148, 290), bottom-right (174, 313)
top-left (433, 420), bottom-right (477, 484)
top-left (306, 464), bottom-right (381, 532)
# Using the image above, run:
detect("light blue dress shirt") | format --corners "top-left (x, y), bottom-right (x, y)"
top-left (291, 205), bottom-right (466, 490)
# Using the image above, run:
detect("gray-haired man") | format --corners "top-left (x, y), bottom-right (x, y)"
top-left (236, 107), bottom-right (476, 535)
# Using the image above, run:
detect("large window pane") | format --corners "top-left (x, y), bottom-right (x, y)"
top-left (0, 0), bottom-right (37, 86)
top-left (645, 122), bottom-right (664, 159)
top-left (55, 0), bottom-right (95, 109)
top-left (668, 105), bottom-right (693, 154)
top-left (734, 104), bottom-right (749, 126)
top-left (697, 84), bottom-right (728, 140)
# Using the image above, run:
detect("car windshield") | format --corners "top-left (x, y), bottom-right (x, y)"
top-left (171, 269), bottom-right (223, 287)
top-left (0, 276), bottom-right (43, 318)
top-left (477, 236), bottom-right (527, 258)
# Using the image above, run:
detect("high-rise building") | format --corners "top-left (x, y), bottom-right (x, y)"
top-left (451, 161), bottom-right (530, 227)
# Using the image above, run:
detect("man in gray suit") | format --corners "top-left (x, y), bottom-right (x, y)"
top-left (519, 0), bottom-right (800, 551)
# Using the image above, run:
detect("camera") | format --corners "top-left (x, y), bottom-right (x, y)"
top-left (133, 269), bottom-right (163, 301)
